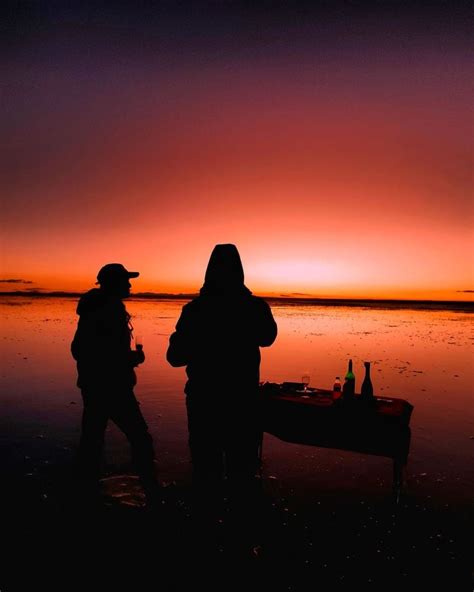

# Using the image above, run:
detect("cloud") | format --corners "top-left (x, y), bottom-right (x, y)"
top-left (280, 292), bottom-right (314, 297)
top-left (456, 290), bottom-right (474, 293)
top-left (0, 279), bottom-right (33, 284)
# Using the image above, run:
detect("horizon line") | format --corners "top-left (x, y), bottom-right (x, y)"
top-left (0, 290), bottom-right (473, 310)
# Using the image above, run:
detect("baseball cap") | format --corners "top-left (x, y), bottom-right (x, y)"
top-left (96, 263), bottom-right (139, 284)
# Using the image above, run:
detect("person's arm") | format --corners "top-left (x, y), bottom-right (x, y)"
top-left (253, 298), bottom-right (278, 347)
top-left (166, 304), bottom-right (194, 367)
top-left (129, 349), bottom-right (145, 367)
top-left (71, 326), bottom-right (81, 361)
top-left (71, 313), bottom-right (98, 361)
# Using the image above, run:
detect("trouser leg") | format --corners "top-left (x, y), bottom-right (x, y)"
top-left (224, 403), bottom-right (261, 482)
top-left (186, 397), bottom-right (224, 482)
top-left (78, 391), bottom-right (108, 483)
top-left (188, 434), bottom-right (224, 483)
top-left (225, 432), bottom-right (261, 482)
top-left (110, 391), bottom-right (157, 486)
top-left (224, 419), bottom-right (263, 542)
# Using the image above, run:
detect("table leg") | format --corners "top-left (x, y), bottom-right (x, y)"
top-left (392, 459), bottom-right (405, 504)
top-left (257, 433), bottom-right (264, 478)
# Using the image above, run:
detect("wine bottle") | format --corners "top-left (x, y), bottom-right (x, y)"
top-left (361, 361), bottom-right (374, 400)
top-left (342, 359), bottom-right (355, 400)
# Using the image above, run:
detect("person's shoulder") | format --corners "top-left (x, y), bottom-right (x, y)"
top-left (247, 295), bottom-right (274, 314)
top-left (77, 288), bottom-right (104, 315)
top-left (249, 295), bottom-right (271, 307)
top-left (181, 296), bottom-right (202, 313)
top-left (79, 288), bottom-right (101, 300)
top-left (184, 296), bottom-right (200, 307)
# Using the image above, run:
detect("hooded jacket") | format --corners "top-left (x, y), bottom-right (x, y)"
top-left (167, 245), bottom-right (277, 398)
top-left (71, 288), bottom-right (136, 390)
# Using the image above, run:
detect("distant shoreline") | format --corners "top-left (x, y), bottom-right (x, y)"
top-left (1, 291), bottom-right (473, 312)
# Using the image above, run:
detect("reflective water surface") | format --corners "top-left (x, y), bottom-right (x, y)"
top-left (1, 297), bottom-right (473, 507)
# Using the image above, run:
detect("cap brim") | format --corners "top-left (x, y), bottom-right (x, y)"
top-left (128, 271), bottom-right (139, 278)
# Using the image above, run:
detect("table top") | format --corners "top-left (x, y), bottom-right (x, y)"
top-left (260, 382), bottom-right (414, 425)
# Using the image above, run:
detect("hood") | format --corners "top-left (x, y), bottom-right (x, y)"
top-left (200, 244), bottom-right (251, 297)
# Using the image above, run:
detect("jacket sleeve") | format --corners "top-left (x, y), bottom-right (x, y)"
top-left (71, 328), bottom-right (81, 361)
top-left (71, 308), bottom-right (132, 367)
top-left (71, 315), bottom-right (94, 361)
top-left (253, 298), bottom-right (278, 347)
top-left (166, 304), bottom-right (194, 367)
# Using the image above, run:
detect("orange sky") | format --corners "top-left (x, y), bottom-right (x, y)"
top-left (1, 4), bottom-right (473, 300)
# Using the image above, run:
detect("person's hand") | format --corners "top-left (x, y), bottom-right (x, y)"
top-left (137, 347), bottom-right (145, 365)
top-left (130, 349), bottom-right (145, 366)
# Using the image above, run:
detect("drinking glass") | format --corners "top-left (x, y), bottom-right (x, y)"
top-left (135, 335), bottom-right (143, 351)
top-left (302, 373), bottom-right (310, 393)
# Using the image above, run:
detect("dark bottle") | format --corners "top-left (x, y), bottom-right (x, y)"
top-left (360, 361), bottom-right (374, 400)
top-left (342, 359), bottom-right (355, 400)
top-left (332, 376), bottom-right (342, 400)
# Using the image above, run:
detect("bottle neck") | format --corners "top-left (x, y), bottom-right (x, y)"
top-left (345, 360), bottom-right (354, 379)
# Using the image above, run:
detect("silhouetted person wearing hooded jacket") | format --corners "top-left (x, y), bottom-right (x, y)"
top-left (166, 245), bottom-right (277, 490)
top-left (71, 263), bottom-right (159, 501)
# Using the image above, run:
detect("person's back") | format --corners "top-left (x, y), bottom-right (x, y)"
top-left (168, 291), bottom-right (275, 397)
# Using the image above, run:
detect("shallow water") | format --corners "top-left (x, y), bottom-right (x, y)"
top-left (1, 296), bottom-right (473, 508)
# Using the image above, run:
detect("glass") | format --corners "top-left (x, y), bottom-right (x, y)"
top-left (301, 373), bottom-right (310, 393)
top-left (134, 334), bottom-right (143, 351)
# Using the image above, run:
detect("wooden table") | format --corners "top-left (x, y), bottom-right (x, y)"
top-left (259, 383), bottom-right (414, 503)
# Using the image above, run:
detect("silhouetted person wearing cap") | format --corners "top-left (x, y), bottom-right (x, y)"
top-left (71, 263), bottom-right (159, 502)
top-left (167, 245), bottom-right (277, 503)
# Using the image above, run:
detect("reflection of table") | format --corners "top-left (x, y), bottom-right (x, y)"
top-left (259, 384), bottom-right (414, 503)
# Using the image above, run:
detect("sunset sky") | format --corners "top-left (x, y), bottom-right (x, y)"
top-left (2, 2), bottom-right (472, 300)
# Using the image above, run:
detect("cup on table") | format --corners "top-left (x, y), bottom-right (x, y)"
top-left (302, 373), bottom-right (311, 393)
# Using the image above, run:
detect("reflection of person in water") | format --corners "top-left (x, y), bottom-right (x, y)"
top-left (71, 263), bottom-right (159, 501)
top-left (167, 244), bottom-right (277, 491)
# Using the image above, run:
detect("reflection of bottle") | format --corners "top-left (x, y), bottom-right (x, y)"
top-left (332, 377), bottom-right (342, 400)
top-left (343, 359), bottom-right (355, 400)
top-left (361, 362), bottom-right (374, 400)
